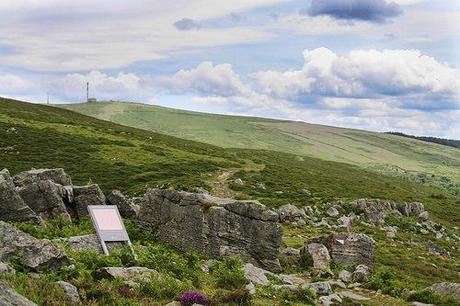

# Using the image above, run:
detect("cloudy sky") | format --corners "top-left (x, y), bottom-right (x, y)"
top-left (0, 0), bottom-right (459, 138)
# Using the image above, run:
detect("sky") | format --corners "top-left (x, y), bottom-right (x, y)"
top-left (0, 0), bottom-right (459, 138)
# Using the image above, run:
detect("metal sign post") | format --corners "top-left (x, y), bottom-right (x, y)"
top-left (87, 205), bottom-right (136, 258)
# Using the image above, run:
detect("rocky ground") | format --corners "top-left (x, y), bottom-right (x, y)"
top-left (0, 168), bottom-right (459, 305)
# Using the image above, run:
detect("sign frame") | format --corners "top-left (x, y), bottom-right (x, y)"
top-left (87, 205), bottom-right (135, 257)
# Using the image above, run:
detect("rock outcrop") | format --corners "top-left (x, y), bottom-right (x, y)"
top-left (0, 169), bottom-right (40, 223)
top-left (16, 180), bottom-right (71, 221)
top-left (13, 168), bottom-right (72, 187)
top-left (277, 204), bottom-right (306, 225)
top-left (0, 281), bottom-right (37, 306)
top-left (427, 282), bottom-right (460, 300)
top-left (137, 188), bottom-right (282, 272)
top-left (311, 232), bottom-right (375, 269)
top-left (0, 222), bottom-right (72, 272)
top-left (54, 281), bottom-right (80, 304)
top-left (106, 190), bottom-right (139, 218)
top-left (72, 184), bottom-right (106, 218)
top-left (351, 198), bottom-right (429, 224)
top-left (302, 242), bottom-right (331, 275)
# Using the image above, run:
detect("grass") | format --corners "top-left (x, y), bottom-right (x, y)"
top-left (60, 101), bottom-right (460, 195)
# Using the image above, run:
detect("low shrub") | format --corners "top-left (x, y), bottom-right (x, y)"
top-left (210, 257), bottom-right (247, 290)
top-left (178, 290), bottom-right (209, 306)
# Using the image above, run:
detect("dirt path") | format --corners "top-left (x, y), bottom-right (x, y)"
top-left (206, 159), bottom-right (264, 198)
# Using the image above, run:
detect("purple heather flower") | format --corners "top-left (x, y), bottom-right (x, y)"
top-left (179, 290), bottom-right (209, 306)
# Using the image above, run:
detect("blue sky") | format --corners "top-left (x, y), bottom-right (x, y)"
top-left (0, 0), bottom-right (459, 138)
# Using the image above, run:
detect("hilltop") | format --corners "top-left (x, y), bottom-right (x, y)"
top-left (1, 97), bottom-right (459, 305)
top-left (61, 102), bottom-right (460, 196)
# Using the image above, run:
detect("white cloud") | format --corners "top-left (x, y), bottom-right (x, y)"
top-left (155, 62), bottom-right (251, 97)
top-left (0, 0), bottom-right (286, 71)
top-left (251, 47), bottom-right (460, 105)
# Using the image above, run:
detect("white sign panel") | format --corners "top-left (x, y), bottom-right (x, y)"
top-left (88, 205), bottom-right (133, 255)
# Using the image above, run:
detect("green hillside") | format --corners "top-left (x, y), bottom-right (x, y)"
top-left (61, 102), bottom-right (460, 196)
top-left (1, 97), bottom-right (459, 305)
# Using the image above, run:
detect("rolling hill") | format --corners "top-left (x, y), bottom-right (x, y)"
top-left (61, 101), bottom-right (460, 196)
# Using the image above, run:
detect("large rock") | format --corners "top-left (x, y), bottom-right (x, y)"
top-left (106, 190), bottom-right (139, 218)
top-left (427, 282), bottom-right (460, 300)
top-left (0, 221), bottom-right (72, 272)
top-left (54, 281), bottom-right (80, 304)
top-left (16, 180), bottom-right (71, 221)
top-left (0, 169), bottom-right (40, 223)
top-left (243, 263), bottom-right (272, 286)
top-left (277, 204), bottom-right (306, 224)
top-left (0, 281), bottom-right (37, 306)
top-left (311, 232), bottom-right (375, 269)
top-left (13, 168), bottom-right (72, 187)
top-left (350, 198), bottom-right (429, 223)
top-left (72, 184), bottom-right (106, 218)
top-left (98, 266), bottom-right (158, 283)
top-left (137, 189), bottom-right (282, 272)
top-left (63, 234), bottom-right (124, 254)
top-left (302, 243), bottom-right (331, 275)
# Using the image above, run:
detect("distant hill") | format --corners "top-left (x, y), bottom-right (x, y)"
top-left (386, 132), bottom-right (460, 149)
top-left (61, 101), bottom-right (460, 195)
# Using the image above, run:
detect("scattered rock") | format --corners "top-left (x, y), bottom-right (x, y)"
top-left (337, 291), bottom-right (370, 301)
top-left (302, 243), bottom-right (331, 275)
top-left (326, 207), bottom-right (339, 217)
top-left (234, 178), bottom-right (244, 185)
top-left (311, 232), bottom-right (375, 269)
top-left (63, 234), bottom-right (125, 254)
top-left (277, 204), bottom-right (306, 223)
top-left (411, 302), bottom-right (435, 306)
top-left (352, 264), bottom-right (370, 282)
top-left (106, 190), bottom-right (139, 218)
top-left (427, 282), bottom-right (460, 300)
top-left (300, 189), bottom-right (312, 196)
top-left (54, 281), bottom-right (80, 304)
top-left (98, 266), bottom-right (159, 283)
top-left (255, 182), bottom-right (266, 190)
top-left (137, 189), bottom-right (282, 272)
top-left (72, 184), bottom-right (106, 218)
top-left (427, 241), bottom-right (448, 256)
top-left (309, 281), bottom-right (333, 295)
top-left (13, 168), bottom-right (72, 187)
top-left (275, 274), bottom-right (308, 286)
top-left (246, 282), bottom-right (256, 295)
top-left (0, 262), bottom-right (15, 274)
top-left (0, 169), bottom-right (41, 223)
top-left (0, 281), bottom-right (37, 306)
top-left (243, 263), bottom-right (272, 286)
top-left (319, 293), bottom-right (342, 306)
top-left (314, 218), bottom-right (331, 228)
top-left (350, 198), bottom-right (429, 224)
top-left (384, 226), bottom-right (398, 238)
top-left (281, 247), bottom-right (300, 257)
top-left (0, 221), bottom-right (72, 272)
top-left (338, 270), bottom-right (352, 283)
top-left (272, 284), bottom-right (299, 292)
top-left (418, 211), bottom-right (430, 221)
top-left (337, 215), bottom-right (354, 228)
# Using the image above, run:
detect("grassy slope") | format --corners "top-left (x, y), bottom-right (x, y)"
top-left (61, 102), bottom-right (460, 195)
top-left (1, 97), bottom-right (459, 304)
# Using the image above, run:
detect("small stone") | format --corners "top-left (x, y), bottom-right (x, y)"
top-left (338, 270), bottom-right (352, 283)
top-left (309, 281), bottom-right (333, 295)
top-left (0, 262), bottom-right (15, 274)
top-left (319, 294), bottom-right (342, 306)
top-left (418, 211), bottom-right (429, 221)
top-left (243, 263), bottom-right (272, 286)
top-left (337, 291), bottom-right (370, 301)
top-left (54, 281), bottom-right (80, 304)
top-left (326, 207), bottom-right (339, 217)
top-left (347, 282), bottom-right (362, 289)
top-left (337, 215), bottom-right (353, 228)
top-left (234, 178), bottom-right (244, 185)
top-left (352, 264), bottom-right (370, 282)
top-left (246, 282), bottom-right (256, 295)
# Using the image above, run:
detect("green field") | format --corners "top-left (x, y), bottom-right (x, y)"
top-left (61, 102), bottom-right (460, 195)
top-left (1, 97), bottom-right (459, 305)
